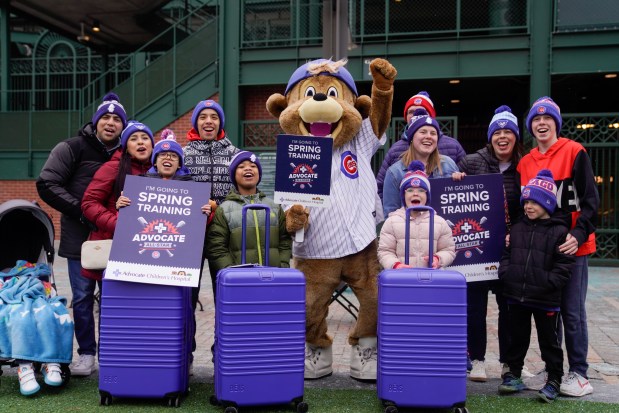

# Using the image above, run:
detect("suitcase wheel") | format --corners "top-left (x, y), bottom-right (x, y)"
top-left (454, 408), bottom-right (469, 413)
top-left (167, 395), bottom-right (181, 408)
top-left (224, 407), bottom-right (238, 413)
top-left (99, 391), bottom-right (112, 406)
top-left (296, 401), bottom-right (309, 413)
top-left (384, 405), bottom-right (398, 413)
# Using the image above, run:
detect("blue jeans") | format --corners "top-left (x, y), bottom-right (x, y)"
top-left (67, 259), bottom-right (98, 356)
top-left (561, 255), bottom-right (589, 378)
top-left (467, 279), bottom-right (510, 362)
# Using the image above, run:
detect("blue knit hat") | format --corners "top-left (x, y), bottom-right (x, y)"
top-left (284, 59), bottom-right (358, 96)
top-left (521, 169), bottom-right (558, 214)
top-left (488, 105), bottom-right (520, 141)
top-left (526, 96), bottom-right (562, 136)
top-left (400, 160), bottom-right (431, 207)
top-left (92, 92), bottom-right (127, 129)
top-left (120, 120), bottom-right (154, 149)
top-left (229, 151), bottom-right (262, 189)
top-left (404, 108), bottom-right (441, 143)
top-left (148, 129), bottom-right (190, 176)
top-left (191, 99), bottom-right (225, 138)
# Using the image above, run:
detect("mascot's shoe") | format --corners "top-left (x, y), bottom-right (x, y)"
top-left (304, 343), bottom-right (333, 379)
top-left (18, 363), bottom-right (40, 396)
top-left (350, 337), bottom-right (377, 381)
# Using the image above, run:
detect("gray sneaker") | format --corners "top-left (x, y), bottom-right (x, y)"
top-left (70, 354), bottom-right (96, 376)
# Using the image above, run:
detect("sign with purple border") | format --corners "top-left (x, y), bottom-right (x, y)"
top-left (273, 134), bottom-right (332, 208)
top-left (429, 174), bottom-right (506, 282)
top-left (105, 175), bottom-right (211, 287)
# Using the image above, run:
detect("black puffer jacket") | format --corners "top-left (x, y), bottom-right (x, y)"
top-left (498, 214), bottom-right (574, 307)
top-left (457, 146), bottom-right (522, 225)
top-left (37, 123), bottom-right (119, 259)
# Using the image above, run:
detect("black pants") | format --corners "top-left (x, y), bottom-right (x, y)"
top-left (505, 303), bottom-right (563, 383)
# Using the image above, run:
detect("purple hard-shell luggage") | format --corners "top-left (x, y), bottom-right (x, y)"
top-left (377, 206), bottom-right (468, 413)
top-left (98, 278), bottom-right (193, 407)
top-left (210, 204), bottom-right (307, 413)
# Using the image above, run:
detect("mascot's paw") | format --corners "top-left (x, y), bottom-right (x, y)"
top-left (350, 337), bottom-right (377, 381)
top-left (369, 58), bottom-right (397, 91)
top-left (286, 204), bottom-right (309, 233)
top-left (305, 343), bottom-right (333, 380)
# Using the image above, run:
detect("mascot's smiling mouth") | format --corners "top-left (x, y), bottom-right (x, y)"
top-left (298, 94), bottom-right (344, 138)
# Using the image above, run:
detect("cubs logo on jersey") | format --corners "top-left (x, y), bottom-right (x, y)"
top-left (340, 151), bottom-right (358, 179)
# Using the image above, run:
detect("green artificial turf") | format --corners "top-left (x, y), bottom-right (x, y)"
top-left (1, 376), bottom-right (619, 413)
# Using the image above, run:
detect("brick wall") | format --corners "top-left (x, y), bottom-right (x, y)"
top-left (243, 86), bottom-right (282, 120)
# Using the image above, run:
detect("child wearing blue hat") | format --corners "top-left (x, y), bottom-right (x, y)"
top-left (498, 169), bottom-right (575, 403)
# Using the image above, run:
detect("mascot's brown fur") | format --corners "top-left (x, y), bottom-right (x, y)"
top-left (267, 58), bottom-right (396, 380)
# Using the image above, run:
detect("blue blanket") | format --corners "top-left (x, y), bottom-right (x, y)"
top-left (0, 261), bottom-right (74, 363)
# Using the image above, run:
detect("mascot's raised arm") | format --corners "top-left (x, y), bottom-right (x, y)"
top-left (266, 58), bottom-right (396, 381)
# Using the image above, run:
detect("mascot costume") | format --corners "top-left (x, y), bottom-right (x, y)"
top-left (266, 58), bottom-right (396, 380)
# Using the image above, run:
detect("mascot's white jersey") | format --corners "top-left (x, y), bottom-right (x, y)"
top-left (292, 118), bottom-right (386, 259)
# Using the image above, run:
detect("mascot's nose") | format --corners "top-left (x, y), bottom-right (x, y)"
top-left (313, 93), bottom-right (327, 101)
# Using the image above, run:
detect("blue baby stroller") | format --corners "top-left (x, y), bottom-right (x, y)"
top-left (0, 199), bottom-right (72, 388)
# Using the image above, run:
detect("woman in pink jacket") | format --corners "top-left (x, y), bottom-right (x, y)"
top-left (378, 160), bottom-right (455, 270)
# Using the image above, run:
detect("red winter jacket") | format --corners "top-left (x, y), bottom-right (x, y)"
top-left (81, 151), bottom-right (151, 280)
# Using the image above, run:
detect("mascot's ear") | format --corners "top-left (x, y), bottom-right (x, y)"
top-left (266, 93), bottom-right (288, 118)
top-left (355, 95), bottom-right (372, 119)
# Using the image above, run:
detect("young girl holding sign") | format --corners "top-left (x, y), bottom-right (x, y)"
top-left (378, 160), bottom-right (455, 270)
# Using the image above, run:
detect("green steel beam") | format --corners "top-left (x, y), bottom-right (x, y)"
top-left (551, 32), bottom-right (619, 75)
top-left (219, 0), bottom-right (241, 147)
top-left (0, 2), bottom-right (9, 111)
top-left (529, 0), bottom-right (553, 100)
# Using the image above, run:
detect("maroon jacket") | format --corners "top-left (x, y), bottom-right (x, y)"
top-left (81, 151), bottom-right (151, 280)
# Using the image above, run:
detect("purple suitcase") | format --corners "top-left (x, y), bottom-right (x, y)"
top-left (377, 206), bottom-right (468, 413)
top-left (210, 204), bottom-right (307, 413)
top-left (98, 278), bottom-right (192, 407)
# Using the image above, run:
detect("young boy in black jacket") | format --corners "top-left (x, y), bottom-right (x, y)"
top-left (498, 169), bottom-right (575, 403)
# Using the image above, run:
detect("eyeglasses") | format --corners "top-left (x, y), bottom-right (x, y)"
top-left (159, 152), bottom-right (179, 160)
top-left (405, 187), bottom-right (427, 194)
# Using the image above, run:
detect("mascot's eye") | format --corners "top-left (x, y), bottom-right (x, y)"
top-left (327, 86), bottom-right (339, 98)
top-left (304, 86), bottom-right (316, 97)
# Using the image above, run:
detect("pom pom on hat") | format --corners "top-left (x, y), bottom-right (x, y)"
top-left (191, 99), bottom-right (225, 139)
top-left (151, 129), bottom-right (184, 167)
top-left (403, 91), bottom-right (436, 119)
top-left (487, 105), bottom-right (520, 142)
top-left (404, 108), bottom-right (441, 143)
top-left (520, 169), bottom-right (558, 214)
top-left (399, 160), bottom-right (431, 207)
top-left (92, 92), bottom-right (127, 129)
top-left (526, 96), bottom-right (562, 136)
top-left (229, 151), bottom-right (262, 189)
top-left (120, 120), bottom-right (154, 149)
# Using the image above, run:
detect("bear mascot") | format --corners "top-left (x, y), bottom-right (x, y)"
top-left (266, 58), bottom-right (396, 380)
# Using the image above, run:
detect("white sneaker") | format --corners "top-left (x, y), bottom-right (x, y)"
top-left (70, 354), bottom-right (96, 376)
top-left (42, 363), bottom-right (63, 386)
top-left (304, 343), bottom-right (333, 379)
top-left (523, 369), bottom-right (548, 391)
top-left (17, 363), bottom-right (40, 396)
top-left (560, 371), bottom-right (594, 397)
top-left (469, 360), bottom-right (487, 382)
top-left (350, 337), bottom-right (377, 381)
top-left (521, 365), bottom-right (535, 378)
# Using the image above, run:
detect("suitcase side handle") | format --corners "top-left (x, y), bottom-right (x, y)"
top-left (241, 204), bottom-right (271, 266)
top-left (404, 205), bottom-right (434, 268)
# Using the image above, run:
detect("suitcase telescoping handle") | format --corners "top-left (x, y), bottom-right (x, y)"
top-left (404, 205), bottom-right (434, 268)
top-left (241, 204), bottom-right (271, 266)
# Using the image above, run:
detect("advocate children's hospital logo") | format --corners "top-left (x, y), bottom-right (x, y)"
top-left (289, 162), bottom-right (319, 189)
top-left (134, 216), bottom-right (187, 259)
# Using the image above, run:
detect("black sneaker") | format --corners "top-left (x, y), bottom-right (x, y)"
top-left (538, 380), bottom-right (560, 403)
top-left (498, 372), bottom-right (526, 394)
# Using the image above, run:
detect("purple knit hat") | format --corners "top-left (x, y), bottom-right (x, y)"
top-left (92, 92), bottom-right (127, 129)
top-left (488, 105), bottom-right (520, 141)
top-left (284, 59), bottom-right (357, 96)
top-left (191, 99), bottom-right (225, 137)
top-left (120, 120), bottom-right (154, 149)
top-left (399, 160), bottom-right (431, 206)
top-left (229, 151), bottom-right (262, 189)
top-left (520, 169), bottom-right (558, 214)
top-left (404, 108), bottom-right (441, 143)
top-left (526, 96), bottom-right (562, 136)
